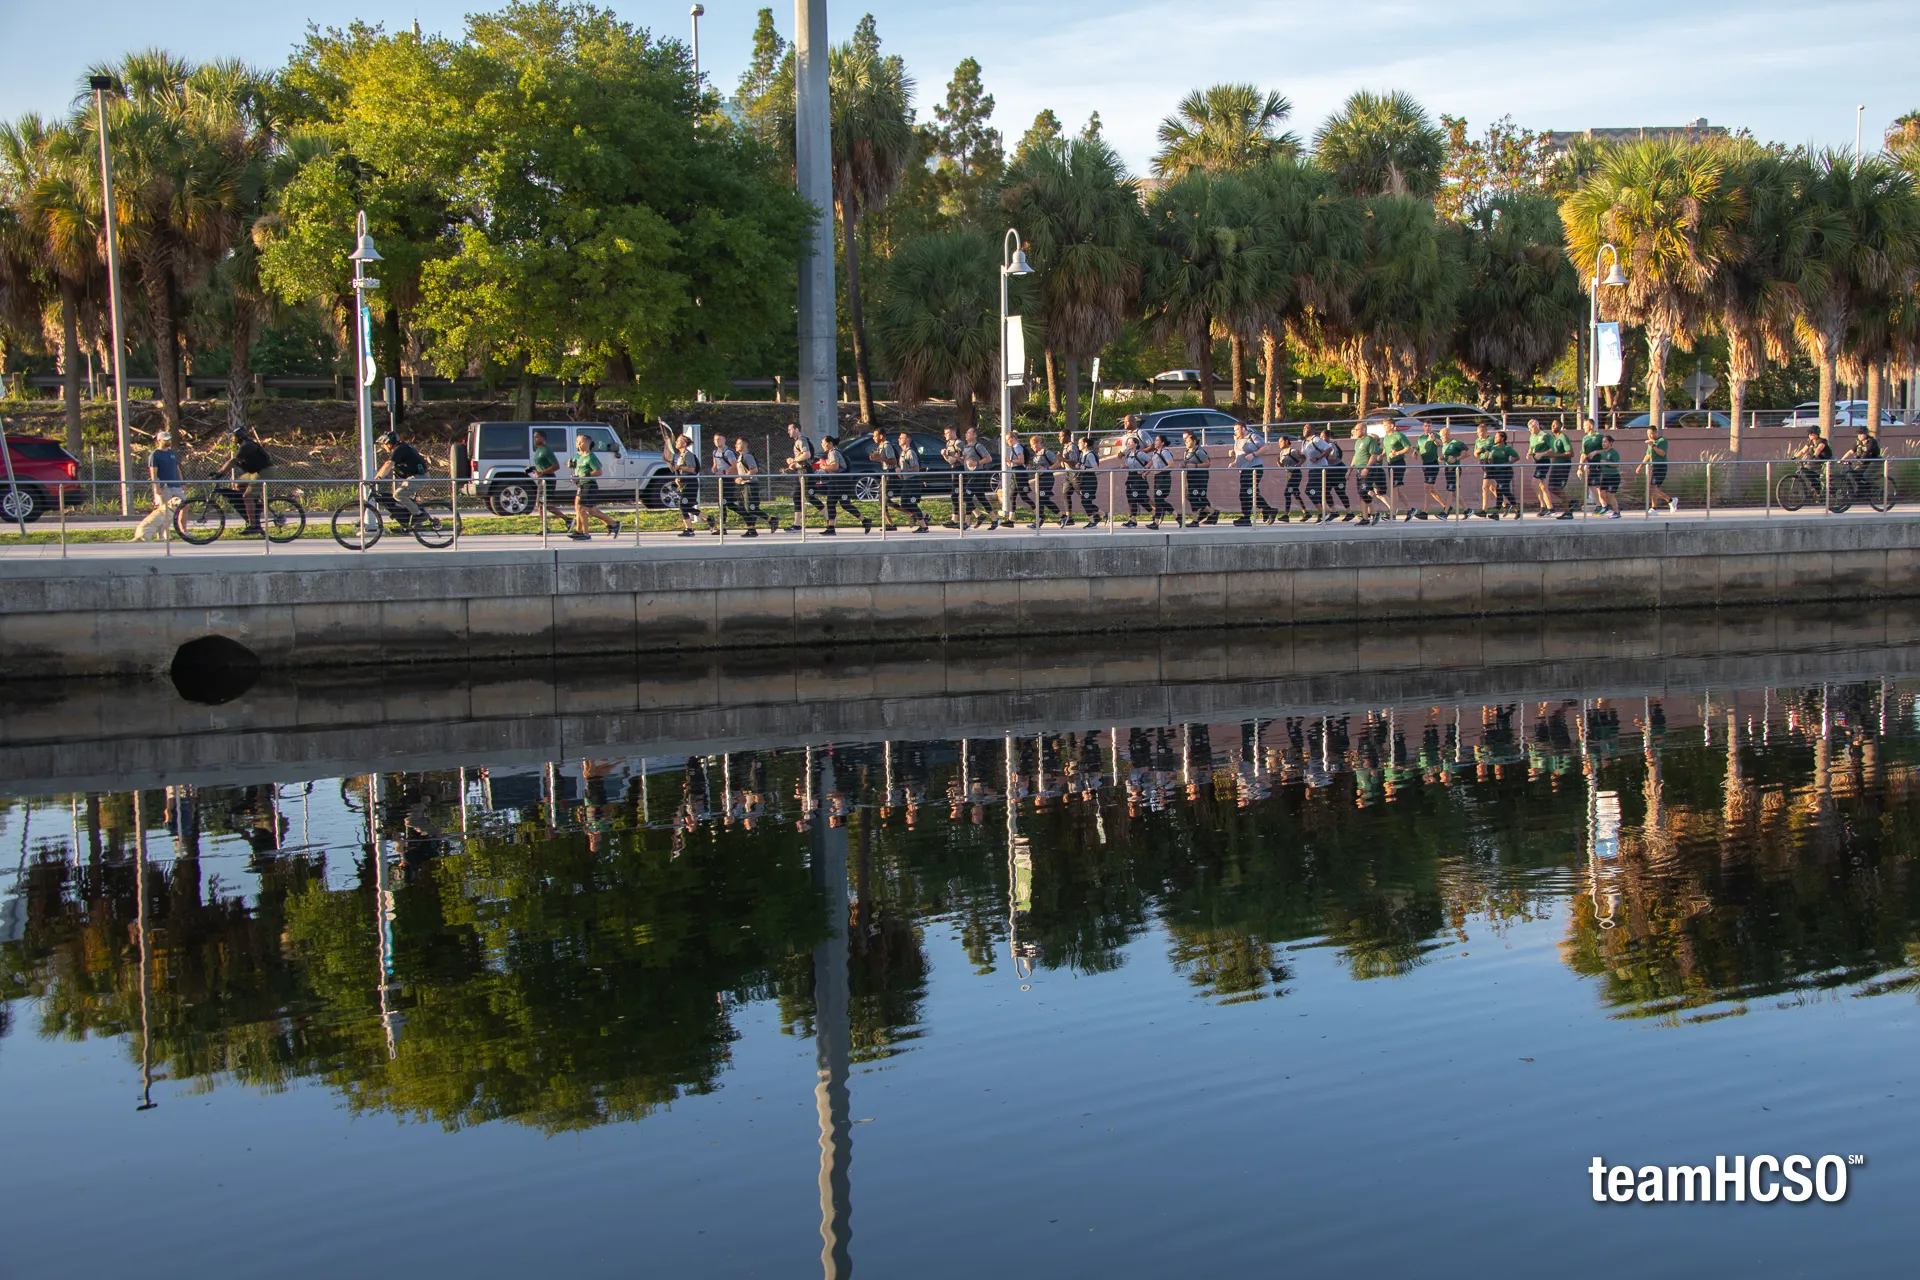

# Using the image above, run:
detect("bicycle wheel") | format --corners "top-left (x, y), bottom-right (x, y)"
top-left (263, 495), bottom-right (307, 543)
top-left (1870, 476), bottom-right (1898, 513)
top-left (1774, 473), bottom-right (1810, 512)
top-left (408, 500), bottom-right (456, 549)
top-left (1827, 479), bottom-right (1853, 514)
top-left (331, 501), bottom-right (385, 551)
top-left (173, 496), bottom-right (226, 544)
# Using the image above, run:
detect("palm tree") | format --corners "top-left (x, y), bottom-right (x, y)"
top-left (1452, 194), bottom-right (1583, 410)
top-left (1232, 160), bottom-right (1365, 423)
top-left (872, 229), bottom-right (999, 428)
top-left (0, 115), bottom-right (100, 453)
top-left (999, 136), bottom-right (1145, 431)
top-left (1142, 171), bottom-right (1270, 408)
top-left (1322, 195), bottom-right (1461, 417)
top-left (1711, 146), bottom-right (1814, 453)
top-left (1782, 151), bottom-right (1920, 438)
top-left (1153, 84), bottom-right (1300, 180)
top-left (1561, 139), bottom-right (1738, 431)
top-left (1312, 91), bottom-right (1446, 198)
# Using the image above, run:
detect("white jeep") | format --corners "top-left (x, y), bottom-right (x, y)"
top-left (463, 420), bottom-right (672, 516)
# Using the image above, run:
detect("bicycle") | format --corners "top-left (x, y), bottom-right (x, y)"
top-left (1775, 463), bottom-right (1897, 514)
top-left (330, 485), bottom-right (457, 550)
top-left (173, 481), bottom-right (306, 545)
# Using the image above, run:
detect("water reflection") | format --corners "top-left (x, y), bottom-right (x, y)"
top-left (5, 680), bottom-right (1920, 1147)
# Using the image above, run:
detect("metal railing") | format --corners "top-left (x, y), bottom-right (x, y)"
top-left (2, 458), bottom-right (1912, 556)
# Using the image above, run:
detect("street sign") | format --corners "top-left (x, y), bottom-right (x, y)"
top-left (1681, 369), bottom-right (1718, 402)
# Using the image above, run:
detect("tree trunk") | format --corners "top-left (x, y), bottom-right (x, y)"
top-left (1045, 349), bottom-right (1060, 417)
top-left (956, 387), bottom-right (976, 431)
top-left (1355, 365), bottom-right (1371, 421)
top-left (1817, 350), bottom-right (1836, 439)
top-left (839, 203), bottom-right (875, 425)
top-left (1063, 353), bottom-right (1081, 437)
top-left (1197, 316), bottom-right (1216, 407)
top-left (143, 270), bottom-right (184, 437)
top-left (58, 280), bottom-right (83, 454)
top-left (1229, 335), bottom-right (1248, 414)
top-left (1261, 329), bottom-right (1281, 424)
top-left (1725, 326), bottom-right (1759, 457)
top-left (1645, 329), bottom-right (1672, 434)
top-left (576, 381), bottom-right (599, 420)
top-left (383, 307), bottom-right (406, 422)
top-left (1866, 362), bottom-right (1885, 441)
top-left (1727, 374), bottom-right (1746, 457)
top-left (226, 309), bottom-right (256, 431)
top-left (515, 370), bottom-right (537, 419)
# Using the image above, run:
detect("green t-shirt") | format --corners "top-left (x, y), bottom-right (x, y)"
top-left (1473, 436), bottom-right (1495, 459)
top-left (1547, 432), bottom-right (1571, 459)
top-left (1415, 434), bottom-right (1441, 462)
top-left (1529, 430), bottom-right (1551, 459)
top-left (1382, 429), bottom-right (1411, 461)
top-left (1581, 432), bottom-right (1605, 460)
top-left (1352, 435), bottom-right (1383, 466)
top-left (1441, 439), bottom-right (1468, 463)
top-left (531, 443), bottom-right (558, 474)
top-left (570, 449), bottom-right (601, 480)
top-left (1598, 446), bottom-right (1621, 483)
top-left (1646, 434), bottom-right (1668, 462)
top-left (1485, 443), bottom-right (1520, 465)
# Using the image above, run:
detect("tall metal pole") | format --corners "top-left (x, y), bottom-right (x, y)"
top-left (689, 5), bottom-right (704, 79)
top-left (351, 211), bottom-right (379, 481)
top-left (1000, 234), bottom-right (1013, 520)
top-left (794, 0), bottom-right (836, 443)
top-left (1856, 105), bottom-right (1866, 163)
top-left (90, 78), bottom-right (133, 516)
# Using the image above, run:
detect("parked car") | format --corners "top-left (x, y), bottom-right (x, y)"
top-left (1098, 407), bottom-right (1254, 457)
top-left (1780, 401), bottom-right (1896, 430)
top-left (1362, 403), bottom-right (1503, 437)
top-left (1150, 369), bottom-right (1203, 386)
top-left (836, 431), bottom-right (953, 500)
top-left (462, 420), bottom-right (669, 516)
top-left (1623, 410), bottom-right (1732, 430)
top-left (0, 432), bottom-right (81, 523)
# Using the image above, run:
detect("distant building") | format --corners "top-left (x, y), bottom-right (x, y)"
top-left (1542, 119), bottom-right (1729, 155)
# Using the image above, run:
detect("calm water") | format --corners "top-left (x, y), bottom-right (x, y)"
top-left (4, 659), bottom-right (1919, 1276)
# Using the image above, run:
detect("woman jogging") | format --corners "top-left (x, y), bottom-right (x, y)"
top-left (573, 431), bottom-right (623, 540)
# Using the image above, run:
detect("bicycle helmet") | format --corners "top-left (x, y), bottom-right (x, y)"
top-left (377, 429), bottom-right (399, 445)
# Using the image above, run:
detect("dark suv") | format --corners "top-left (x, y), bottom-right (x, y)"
top-left (1099, 408), bottom-right (1253, 457)
top-left (1, 432), bottom-right (80, 523)
top-left (837, 431), bottom-right (954, 501)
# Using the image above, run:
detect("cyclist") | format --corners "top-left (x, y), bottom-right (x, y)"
top-left (374, 428), bottom-right (429, 527)
top-left (216, 425), bottom-right (274, 535)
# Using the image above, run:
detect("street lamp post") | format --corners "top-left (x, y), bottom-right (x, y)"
top-left (999, 228), bottom-right (1034, 520)
top-left (349, 212), bottom-right (382, 482)
top-left (88, 75), bottom-right (133, 516)
top-left (1587, 244), bottom-right (1626, 429)
top-left (690, 5), bottom-right (704, 79)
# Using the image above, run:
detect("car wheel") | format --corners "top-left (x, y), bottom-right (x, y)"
top-left (852, 475), bottom-right (881, 503)
top-left (0, 483), bottom-right (44, 524)
top-left (488, 480), bottom-right (534, 517)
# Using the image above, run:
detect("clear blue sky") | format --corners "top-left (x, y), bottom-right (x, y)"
top-left (1, 0), bottom-right (1907, 171)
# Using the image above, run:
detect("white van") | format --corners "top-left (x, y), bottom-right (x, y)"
top-left (463, 420), bottom-right (671, 516)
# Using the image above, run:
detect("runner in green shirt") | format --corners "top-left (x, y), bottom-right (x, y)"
top-left (1438, 428), bottom-right (1469, 518)
top-left (1414, 430), bottom-right (1443, 519)
top-left (1641, 426), bottom-right (1675, 512)
top-left (529, 429), bottom-right (564, 533)
top-left (1593, 435), bottom-right (1622, 518)
top-left (1483, 431), bottom-right (1520, 518)
top-left (1382, 426), bottom-right (1412, 520)
top-left (1472, 424), bottom-right (1496, 517)
top-left (1578, 420), bottom-right (1606, 514)
top-left (1527, 419), bottom-right (1554, 516)
top-left (1349, 426), bottom-right (1387, 525)
top-left (568, 432), bottom-right (620, 539)
top-left (1546, 426), bottom-right (1574, 519)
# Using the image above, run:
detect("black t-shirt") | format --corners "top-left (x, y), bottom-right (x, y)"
top-left (389, 442), bottom-right (427, 478)
top-left (234, 440), bottom-right (273, 474)
top-left (1854, 436), bottom-right (1881, 459)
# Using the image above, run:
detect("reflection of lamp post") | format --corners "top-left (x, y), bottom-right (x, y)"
top-left (88, 75), bottom-right (134, 515)
top-left (999, 229), bottom-right (1035, 520)
top-left (349, 214), bottom-right (382, 482)
top-left (1587, 244), bottom-right (1626, 428)
top-left (1006, 734), bottom-right (1035, 988)
top-left (133, 789), bottom-right (157, 1110)
top-left (809, 751), bottom-right (852, 1280)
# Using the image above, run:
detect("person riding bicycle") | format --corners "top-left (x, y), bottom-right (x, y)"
top-left (1842, 426), bottom-right (1881, 467)
top-left (374, 428), bottom-right (429, 526)
top-left (216, 425), bottom-right (274, 535)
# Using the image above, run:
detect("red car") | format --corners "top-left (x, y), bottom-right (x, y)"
top-left (1, 433), bottom-right (81, 523)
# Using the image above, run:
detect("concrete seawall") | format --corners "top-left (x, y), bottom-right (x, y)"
top-left (3, 515), bottom-right (1918, 678)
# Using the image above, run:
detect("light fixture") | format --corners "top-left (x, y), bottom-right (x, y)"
top-left (1601, 261), bottom-right (1627, 288)
top-left (351, 233), bottom-right (382, 263)
top-left (1007, 245), bottom-right (1035, 276)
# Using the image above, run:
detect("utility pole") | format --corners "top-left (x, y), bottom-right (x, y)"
top-left (88, 76), bottom-right (133, 516)
top-left (794, 0), bottom-right (836, 442)
top-left (690, 5), bottom-right (704, 79)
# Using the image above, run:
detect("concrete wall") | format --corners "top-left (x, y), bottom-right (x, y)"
top-left (4, 516), bottom-right (1920, 678)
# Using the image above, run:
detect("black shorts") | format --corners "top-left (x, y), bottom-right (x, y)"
top-left (1389, 462), bottom-right (1407, 487)
top-left (1650, 463), bottom-right (1668, 487)
top-left (1441, 464), bottom-right (1460, 491)
top-left (1365, 465), bottom-right (1388, 492)
top-left (1422, 463), bottom-right (1439, 484)
top-left (1598, 474), bottom-right (1621, 492)
top-left (1549, 462), bottom-right (1572, 488)
top-left (576, 478), bottom-right (599, 500)
top-left (1489, 466), bottom-right (1515, 489)
top-left (1533, 461), bottom-right (1551, 481)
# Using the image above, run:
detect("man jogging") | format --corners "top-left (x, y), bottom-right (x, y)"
top-left (1068, 434), bottom-right (1102, 526)
top-left (1483, 430), bottom-right (1521, 518)
top-left (1181, 430), bottom-right (1216, 526)
top-left (1413, 427), bottom-right (1443, 519)
top-left (1349, 424), bottom-right (1387, 526)
top-left (733, 436), bottom-right (764, 535)
top-left (1381, 419), bottom-right (1413, 520)
top-left (1438, 426), bottom-right (1468, 518)
top-left (1276, 433), bottom-right (1306, 521)
top-left (894, 431), bottom-right (930, 532)
top-left (1593, 434), bottom-right (1622, 518)
top-left (1231, 422), bottom-right (1276, 525)
top-left (1030, 434), bottom-right (1064, 526)
top-left (961, 427), bottom-right (997, 529)
top-left (1547, 420), bottom-right (1575, 519)
top-left (1642, 423), bottom-right (1677, 513)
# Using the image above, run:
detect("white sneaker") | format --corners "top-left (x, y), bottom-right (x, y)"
top-left (1667, 498), bottom-right (1679, 512)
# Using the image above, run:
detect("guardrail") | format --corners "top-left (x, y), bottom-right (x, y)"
top-left (2, 458), bottom-right (1912, 557)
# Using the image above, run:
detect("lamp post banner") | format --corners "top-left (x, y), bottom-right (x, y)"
top-left (1595, 323), bottom-right (1623, 388)
top-left (1005, 315), bottom-right (1026, 386)
top-left (360, 302), bottom-right (378, 387)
